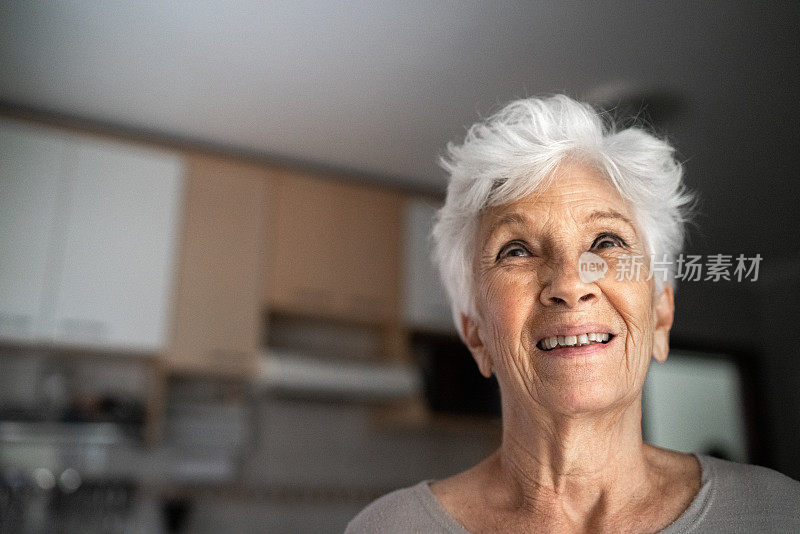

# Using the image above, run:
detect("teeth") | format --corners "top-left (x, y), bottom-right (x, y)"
top-left (540, 332), bottom-right (612, 350)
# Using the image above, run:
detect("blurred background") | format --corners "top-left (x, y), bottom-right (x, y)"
top-left (1, 1), bottom-right (798, 532)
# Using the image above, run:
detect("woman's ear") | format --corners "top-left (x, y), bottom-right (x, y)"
top-left (461, 313), bottom-right (493, 377)
top-left (652, 285), bottom-right (675, 363)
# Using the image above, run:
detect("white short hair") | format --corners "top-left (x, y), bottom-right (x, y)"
top-left (432, 95), bottom-right (694, 336)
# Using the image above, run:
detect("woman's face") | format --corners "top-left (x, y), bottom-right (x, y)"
top-left (463, 161), bottom-right (674, 417)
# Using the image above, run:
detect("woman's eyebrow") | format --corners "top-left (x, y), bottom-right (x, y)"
top-left (487, 212), bottom-right (529, 234)
top-left (585, 209), bottom-right (635, 230)
top-left (480, 212), bottom-right (530, 250)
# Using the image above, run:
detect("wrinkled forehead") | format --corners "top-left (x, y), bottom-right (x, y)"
top-left (477, 163), bottom-right (638, 240)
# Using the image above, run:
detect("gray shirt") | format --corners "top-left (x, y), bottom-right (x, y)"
top-left (346, 455), bottom-right (800, 533)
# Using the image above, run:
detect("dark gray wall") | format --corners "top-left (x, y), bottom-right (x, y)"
top-left (662, 5), bottom-right (800, 475)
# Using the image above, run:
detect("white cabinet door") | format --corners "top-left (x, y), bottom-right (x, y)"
top-left (50, 138), bottom-right (184, 351)
top-left (403, 198), bottom-right (455, 333)
top-left (0, 120), bottom-right (66, 342)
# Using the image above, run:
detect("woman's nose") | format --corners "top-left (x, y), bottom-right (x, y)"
top-left (539, 257), bottom-right (598, 308)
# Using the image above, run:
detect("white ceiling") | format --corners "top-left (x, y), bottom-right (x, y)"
top-left (1, 1), bottom-right (798, 197)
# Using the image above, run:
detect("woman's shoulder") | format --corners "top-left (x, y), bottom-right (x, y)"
top-left (701, 454), bottom-right (800, 498)
top-left (345, 482), bottom-right (425, 533)
top-left (345, 480), bottom-right (467, 534)
top-left (693, 454), bottom-right (800, 530)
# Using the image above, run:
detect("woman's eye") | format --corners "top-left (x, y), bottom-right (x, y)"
top-left (591, 233), bottom-right (627, 250)
top-left (497, 242), bottom-right (531, 260)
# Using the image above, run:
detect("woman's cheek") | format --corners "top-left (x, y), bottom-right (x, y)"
top-left (479, 273), bottom-right (533, 356)
top-left (602, 278), bottom-right (656, 386)
top-left (480, 272), bottom-right (517, 319)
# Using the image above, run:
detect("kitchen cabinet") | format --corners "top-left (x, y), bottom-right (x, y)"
top-left (51, 137), bottom-right (184, 350)
top-left (163, 154), bottom-right (269, 376)
top-left (403, 198), bottom-right (455, 333)
top-left (0, 118), bottom-right (184, 351)
top-left (265, 171), bottom-right (403, 325)
top-left (0, 120), bottom-right (66, 342)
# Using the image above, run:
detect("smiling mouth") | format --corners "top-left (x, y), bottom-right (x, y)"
top-left (537, 333), bottom-right (615, 351)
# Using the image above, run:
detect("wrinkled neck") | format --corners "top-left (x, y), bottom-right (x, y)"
top-left (496, 394), bottom-right (651, 520)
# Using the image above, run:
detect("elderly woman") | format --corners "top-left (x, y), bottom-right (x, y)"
top-left (347, 95), bottom-right (800, 533)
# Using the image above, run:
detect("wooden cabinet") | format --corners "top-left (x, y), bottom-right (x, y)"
top-left (163, 154), bottom-right (269, 376)
top-left (403, 197), bottom-right (455, 333)
top-left (0, 119), bottom-right (184, 351)
top-left (265, 171), bottom-right (403, 325)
